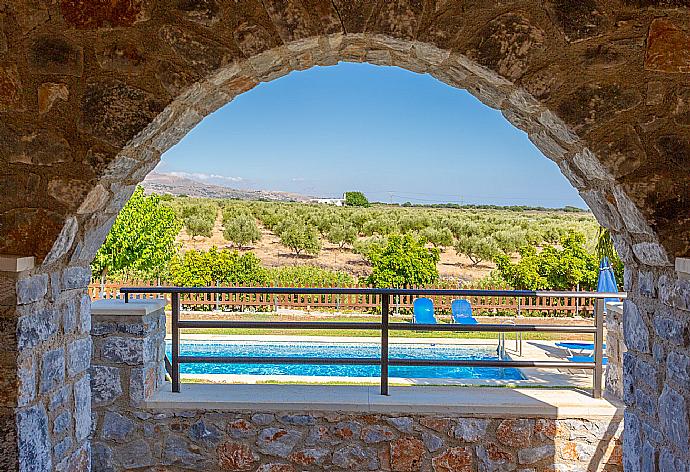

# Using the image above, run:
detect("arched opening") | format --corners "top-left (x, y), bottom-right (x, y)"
top-left (2, 3), bottom-right (687, 469)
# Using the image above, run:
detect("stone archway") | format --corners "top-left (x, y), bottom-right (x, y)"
top-left (0, 2), bottom-right (688, 470)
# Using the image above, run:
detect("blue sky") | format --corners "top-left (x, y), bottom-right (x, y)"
top-left (159, 63), bottom-right (585, 208)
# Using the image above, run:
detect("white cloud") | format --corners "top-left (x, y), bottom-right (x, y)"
top-left (168, 171), bottom-right (245, 183)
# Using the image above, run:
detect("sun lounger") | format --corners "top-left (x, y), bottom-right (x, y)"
top-left (451, 299), bottom-right (478, 324)
top-left (413, 297), bottom-right (437, 324)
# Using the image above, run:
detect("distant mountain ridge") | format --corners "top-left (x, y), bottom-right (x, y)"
top-left (141, 172), bottom-right (311, 202)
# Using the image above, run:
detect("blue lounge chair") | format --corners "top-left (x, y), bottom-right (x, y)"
top-left (413, 297), bottom-right (437, 324)
top-left (451, 299), bottom-right (478, 325)
top-left (556, 342), bottom-right (606, 352)
top-left (568, 355), bottom-right (608, 366)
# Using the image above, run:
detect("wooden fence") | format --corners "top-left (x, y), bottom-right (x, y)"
top-left (88, 280), bottom-right (594, 317)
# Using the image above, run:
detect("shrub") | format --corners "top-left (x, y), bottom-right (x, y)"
top-left (366, 233), bottom-right (439, 287)
top-left (267, 266), bottom-right (355, 286)
top-left (169, 247), bottom-right (268, 286)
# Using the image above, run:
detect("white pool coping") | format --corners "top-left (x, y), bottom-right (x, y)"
top-left (146, 384), bottom-right (623, 419)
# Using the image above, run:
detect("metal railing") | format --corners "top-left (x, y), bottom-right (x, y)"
top-left (121, 287), bottom-right (625, 399)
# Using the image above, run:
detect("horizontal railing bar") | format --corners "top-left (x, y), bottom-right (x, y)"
top-left (178, 321), bottom-right (382, 330)
top-left (389, 359), bottom-right (595, 369)
top-left (178, 356), bottom-right (380, 365)
top-left (120, 286), bottom-right (626, 299)
top-left (176, 356), bottom-right (594, 370)
top-left (388, 323), bottom-right (597, 333)
top-left (177, 320), bottom-right (596, 334)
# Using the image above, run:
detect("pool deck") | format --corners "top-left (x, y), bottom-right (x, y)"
top-left (173, 334), bottom-right (596, 389)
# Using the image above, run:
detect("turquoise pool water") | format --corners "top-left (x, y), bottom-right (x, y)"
top-left (168, 341), bottom-right (526, 380)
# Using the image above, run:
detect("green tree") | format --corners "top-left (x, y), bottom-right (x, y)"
top-left (327, 222), bottom-right (357, 250)
top-left (454, 235), bottom-right (499, 266)
top-left (279, 222), bottom-right (322, 256)
top-left (595, 227), bottom-right (624, 284)
top-left (92, 186), bottom-right (181, 278)
top-left (344, 191), bottom-right (370, 207)
top-left (223, 213), bottom-right (261, 249)
top-left (185, 215), bottom-right (214, 239)
top-left (169, 247), bottom-right (268, 286)
top-left (366, 234), bottom-right (439, 287)
top-left (494, 232), bottom-right (598, 290)
top-left (420, 227), bottom-right (453, 250)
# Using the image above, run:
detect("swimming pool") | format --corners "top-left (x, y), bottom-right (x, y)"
top-left (168, 341), bottom-right (526, 380)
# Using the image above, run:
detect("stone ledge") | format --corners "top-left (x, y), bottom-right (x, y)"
top-left (0, 255), bottom-right (35, 272)
top-left (92, 299), bottom-right (166, 317)
top-left (146, 384), bottom-right (624, 419)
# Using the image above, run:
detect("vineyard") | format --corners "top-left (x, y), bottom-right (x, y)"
top-left (92, 188), bottom-right (617, 294)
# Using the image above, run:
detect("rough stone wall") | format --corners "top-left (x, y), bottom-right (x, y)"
top-left (0, 260), bottom-right (93, 472)
top-left (92, 408), bottom-right (623, 472)
top-left (605, 303), bottom-right (626, 400)
top-left (622, 263), bottom-right (690, 471)
top-left (0, 2), bottom-right (689, 471)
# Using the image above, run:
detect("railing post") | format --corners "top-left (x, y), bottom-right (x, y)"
top-left (593, 298), bottom-right (604, 399)
top-left (380, 292), bottom-right (389, 396)
top-left (172, 291), bottom-right (181, 393)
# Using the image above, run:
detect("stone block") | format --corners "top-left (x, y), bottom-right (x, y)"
top-left (644, 18), bottom-right (690, 73)
top-left (496, 418), bottom-right (532, 447)
top-left (623, 300), bottom-right (649, 353)
top-left (332, 444), bottom-right (379, 471)
top-left (17, 357), bottom-right (35, 407)
top-left (279, 414), bottom-right (316, 426)
top-left (387, 416), bottom-right (414, 433)
top-left (217, 441), bottom-right (257, 470)
top-left (666, 351), bottom-right (690, 385)
top-left (289, 447), bottom-right (330, 466)
top-left (163, 435), bottom-right (205, 466)
top-left (659, 447), bottom-right (688, 472)
top-left (453, 418), bottom-right (489, 442)
top-left (17, 404), bottom-right (51, 472)
top-left (79, 294), bottom-right (91, 334)
top-left (53, 410), bottom-right (72, 434)
top-left (658, 385), bottom-right (689, 448)
top-left (257, 427), bottom-right (302, 458)
top-left (390, 436), bottom-right (425, 472)
top-left (40, 347), bottom-right (65, 393)
top-left (361, 425), bottom-right (395, 443)
top-left (15, 274), bottom-right (48, 304)
top-left (101, 411), bottom-right (134, 442)
top-left (67, 337), bottom-right (91, 377)
top-left (432, 446), bottom-right (473, 472)
top-left (118, 439), bottom-right (154, 469)
top-left (476, 443), bottom-right (515, 472)
top-left (517, 444), bottom-right (554, 465)
top-left (49, 385), bottom-right (71, 412)
top-left (422, 432), bottom-right (444, 453)
top-left (90, 365), bottom-right (122, 406)
top-left (17, 307), bottom-right (58, 351)
top-left (74, 374), bottom-right (91, 441)
top-left (92, 442), bottom-right (114, 472)
top-left (653, 311), bottom-right (688, 346)
top-left (62, 266), bottom-right (91, 290)
top-left (101, 336), bottom-right (144, 365)
top-left (188, 419), bottom-right (221, 445)
top-left (61, 297), bottom-right (77, 334)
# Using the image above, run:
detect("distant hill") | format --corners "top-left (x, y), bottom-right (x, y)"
top-left (141, 172), bottom-right (311, 202)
